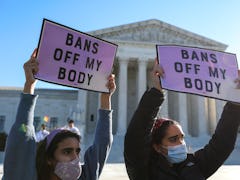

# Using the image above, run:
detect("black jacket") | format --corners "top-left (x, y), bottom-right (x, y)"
top-left (124, 88), bottom-right (240, 180)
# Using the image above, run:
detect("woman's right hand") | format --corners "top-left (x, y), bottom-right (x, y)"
top-left (151, 58), bottom-right (165, 92)
top-left (23, 49), bottom-right (39, 94)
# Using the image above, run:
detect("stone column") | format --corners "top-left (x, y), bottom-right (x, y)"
top-left (187, 95), bottom-right (208, 137)
top-left (117, 58), bottom-right (128, 134)
top-left (178, 93), bottom-right (188, 134)
top-left (77, 89), bottom-right (87, 156)
top-left (77, 89), bottom-right (87, 123)
top-left (168, 92), bottom-right (188, 134)
top-left (196, 96), bottom-right (208, 136)
top-left (137, 60), bottom-right (147, 102)
top-left (207, 98), bottom-right (217, 135)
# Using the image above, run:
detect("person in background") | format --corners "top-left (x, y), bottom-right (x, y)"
top-left (124, 60), bottom-right (240, 180)
top-left (35, 124), bottom-right (50, 142)
top-left (3, 48), bottom-right (116, 180)
top-left (67, 119), bottom-right (81, 136)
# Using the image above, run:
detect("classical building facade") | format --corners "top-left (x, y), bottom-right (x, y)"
top-left (87, 19), bottom-right (229, 137)
top-left (0, 19), bottom-right (234, 139)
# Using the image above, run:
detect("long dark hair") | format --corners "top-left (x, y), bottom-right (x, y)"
top-left (36, 130), bottom-right (80, 180)
top-left (148, 118), bottom-right (180, 178)
top-left (150, 118), bottom-right (179, 146)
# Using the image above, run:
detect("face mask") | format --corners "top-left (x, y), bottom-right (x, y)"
top-left (166, 143), bottom-right (188, 164)
top-left (54, 158), bottom-right (82, 180)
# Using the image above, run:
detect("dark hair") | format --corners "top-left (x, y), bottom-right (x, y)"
top-left (68, 119), bottom-right (74, 123)
top-left (41, 124), bottom-right (46, 129)
top-left (148, 118), bottom-right (180, 178)
top-left (36, 130), bottom-right (80, 180)
top-left (151, 118), bottom-right (179, 145)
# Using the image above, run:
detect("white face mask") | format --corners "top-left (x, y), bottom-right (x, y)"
top-left (54, 158), bottom-right (82, 180)
top-left (166, 143), bottom-right (188, 164)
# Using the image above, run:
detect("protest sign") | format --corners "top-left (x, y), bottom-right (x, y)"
top-left (156, 45), bottom-right (240, 103)
top-left (36, 19), bottom-right (118, 93)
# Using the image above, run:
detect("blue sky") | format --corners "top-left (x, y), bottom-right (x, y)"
top-left (1, 0), bottom-right (240, 89)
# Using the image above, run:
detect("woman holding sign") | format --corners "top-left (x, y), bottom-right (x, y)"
top-left (3, 49), bottom-right (116, 180)
top-left (124, 60), bottom-right (240, 180)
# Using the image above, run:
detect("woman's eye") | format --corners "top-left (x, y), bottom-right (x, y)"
top-left (169, 137), bottom-right (177, 143)
top-left (63, 150), bottom-right (71, 154)
top-left (76, 148), bottom-right (81, 155)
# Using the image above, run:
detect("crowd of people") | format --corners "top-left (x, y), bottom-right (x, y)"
top-left (2, 48), bottom-right (240, 180)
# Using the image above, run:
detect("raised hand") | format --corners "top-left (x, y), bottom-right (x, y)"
top-left (23, 49), bottom-right (39, 94)
top-left (234, 70), bottom-right (240, 89)
top-left (100, 74), bottom-right (116, 110)
top-left (151, 58), bottom-right (165, 92)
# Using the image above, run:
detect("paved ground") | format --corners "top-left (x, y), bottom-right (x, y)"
top-left (100, 164), bottom-right (240, 180)
top-left (0, 164), bottom-right (239, 180)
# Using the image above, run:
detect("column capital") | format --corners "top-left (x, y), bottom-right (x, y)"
top-left (117, 56), bottom-right (129, 63)
top-left (138, 59), bottom-right (148, 65)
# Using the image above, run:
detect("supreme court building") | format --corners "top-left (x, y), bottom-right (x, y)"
top-left (0, 19), bottom-right (233, 138)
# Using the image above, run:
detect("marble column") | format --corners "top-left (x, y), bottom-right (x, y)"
top-left (187, 95), bottom-right (208, 137)
top-left (196, 96), bottom-right (208, 136)
top-left (137, 60), bottom-right (147, 102)
top-left (77, 89), bottom-right (87, 122)
top-left (77, 89), bottom-right (87, 155)
top-left (178, 93), bottom-right (188, 134)
top-left (117, 58), bottom-right (128, 135)
top-left (207, 98), bottom-right (217, 135)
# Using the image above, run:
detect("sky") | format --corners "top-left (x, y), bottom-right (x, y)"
top-left (1, 0), bottom-right (240, 89)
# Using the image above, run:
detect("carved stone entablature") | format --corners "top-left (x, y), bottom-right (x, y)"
top-left (88, 19), bottom-right (227, 51)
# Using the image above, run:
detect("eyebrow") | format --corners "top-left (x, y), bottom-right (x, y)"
top-left (62, 147), bottom-right (74, 151)
top-left (61, 147), bottom-right (81, 151)
top-left (167, 133), bottom-right (185, 140)
top-left (167, 135), bottom-right (178, 141)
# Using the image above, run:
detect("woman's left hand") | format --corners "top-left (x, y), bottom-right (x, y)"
top-left (234, 70), bottom-right (240, 89)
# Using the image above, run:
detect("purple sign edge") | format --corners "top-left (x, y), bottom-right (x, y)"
top-left (35, 18), bottom-right (118, 93)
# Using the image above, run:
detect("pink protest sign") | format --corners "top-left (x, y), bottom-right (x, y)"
top-left (36, 19), bottom-right (118, 93)
top-left (156, 45), bottom-right (240, 103)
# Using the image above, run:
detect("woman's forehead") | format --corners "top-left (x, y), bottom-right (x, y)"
top-left (165, 124), bottom-right (184, 136)
top-left (57, 137), bottom-right (80, 148)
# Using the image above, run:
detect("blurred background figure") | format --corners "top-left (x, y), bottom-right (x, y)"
top-left (67, 119), bottom-right (81, 136)
top-left (35, 124), bottom-right (50, 142)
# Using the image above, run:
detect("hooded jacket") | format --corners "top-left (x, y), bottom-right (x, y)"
top-left (124, 88), bottom-right (240, 180)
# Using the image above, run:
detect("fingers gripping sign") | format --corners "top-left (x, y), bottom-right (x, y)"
top-left (234, 70), bottom-right (240, 89)
top-left (106, 74), bottom-right (116, 94)
top-left (23, 49), bottom-right (39, 94)
top-left (152, 58), bottom-right (165, 92)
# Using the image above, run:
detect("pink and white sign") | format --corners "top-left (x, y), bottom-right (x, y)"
top-left (156, 45), bottom-right (240, 103)
top-left (36, 19), bottom-right (118, 93)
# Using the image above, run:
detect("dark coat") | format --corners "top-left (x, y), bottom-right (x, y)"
top-left (124, 88), bottom-right (240, 180)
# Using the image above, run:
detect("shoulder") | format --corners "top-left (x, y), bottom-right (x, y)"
top-left (43, 130), bottom-right (50, 135)
top-left (73, 127), bottom-right (79, 130)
